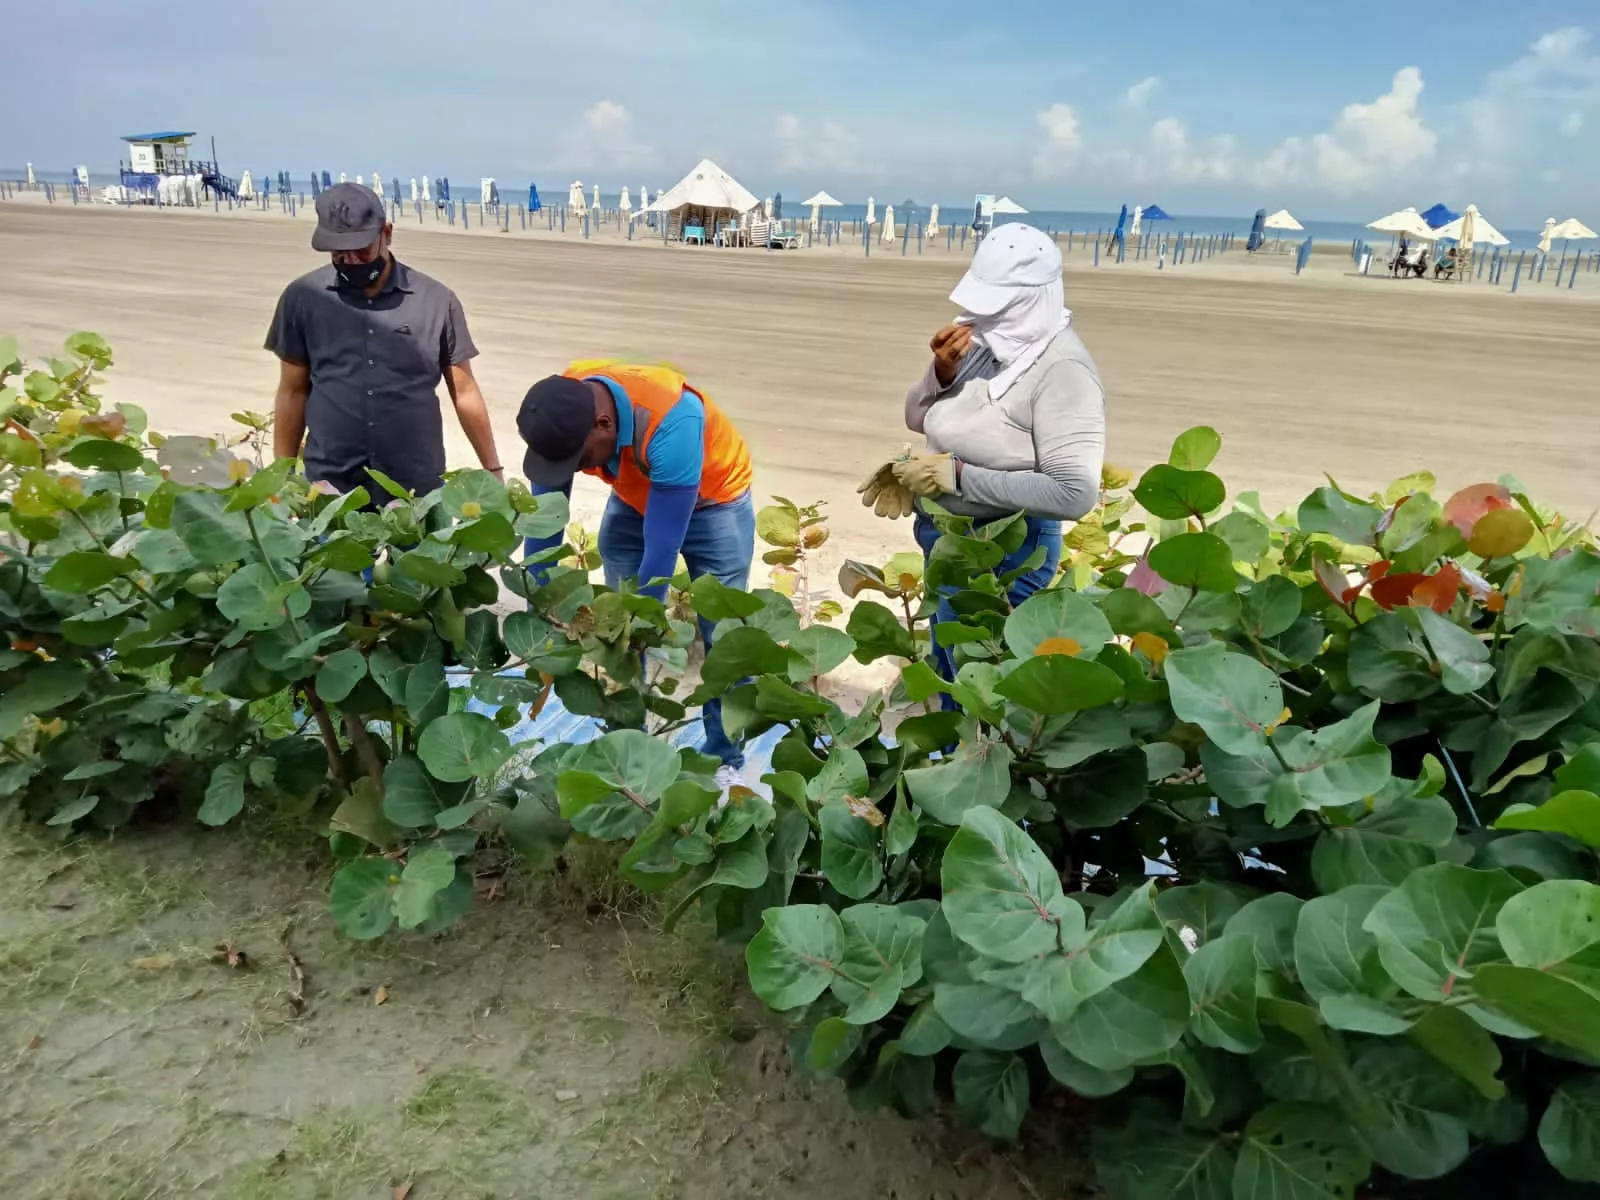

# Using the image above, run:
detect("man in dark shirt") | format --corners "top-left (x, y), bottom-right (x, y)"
top-left (265, 182), bottom-right (504, 495)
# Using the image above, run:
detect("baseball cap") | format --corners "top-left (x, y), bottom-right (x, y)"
top-left (517, 376), bottom-right (597, 486)
top-left (950, 223), bottom-right (1063, 315)
top-left (311, 183), bottom-right (386, 251)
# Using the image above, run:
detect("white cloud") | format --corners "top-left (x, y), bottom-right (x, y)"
top-left (1124, 76), bottom-right (1161, 110)
top-left (1032, 103), bottom-right (1083, 177)
top-left (561, 100), bottom-right (657, 170)
top-left (1466, 27), bottom-right (1600, 154)
top-left (1564, 111), bottom-right (1584, 135)
top-left (1256, 66), bottom-right (1436, 190)
top-left (1107, 117), bottom-right (1239, 183)
top-left (773, 114), bottom-right (864, 173)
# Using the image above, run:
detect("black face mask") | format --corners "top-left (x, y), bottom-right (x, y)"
top-left (333, 252), bottom-right (387, 291)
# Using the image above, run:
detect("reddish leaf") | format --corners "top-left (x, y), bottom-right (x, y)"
top-left (1314, 558), bottom-right (1360, 609)
top-left (1126, 554), bottom-right (1168, 597)
top-left (1443, 483), bottom-right (1513, 536)
top-left (1370, 573), bottom-right (1427, 610)
top-left (1485, 591), bottom-right (1507, 613)
top-left (393, 1185), bottom-right (413, 1200)
top-left (1411, 563), bottom-right (1463, 614)
top-left (1366, 560), bottom-right (1393, 582)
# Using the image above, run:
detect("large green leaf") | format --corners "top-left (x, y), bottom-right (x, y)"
top-left (1021, 883), bottom-right (1165, 1023)
top-left (745, 904), bottom-right (845, 1010)
top-left (904, 737), bottom-right (1013, 825)
top-left (1293, 885), bottom-right (1407, 1033)
top-left (1148, 532), bottom-right (1238, 593)
top-left (1183, 931), bottom-right (1263, 1053)
top-left (1265, 703), bottom-right (1392, 826)
top-left (1098, 1117), bottom-right (1234, 1200)
top-left (1362, 863), bottom-right (1525, 1002)
top-left (940, 805), bottom-right (1082, 962)
top-left (820, 801), bottom-right (884, 900)
top-left (952, 1051), bottom-right (1030, 1141)
top-left (1156, 881), bottom-right (1253, 949)
top-left (1411, 607), bottom-right (1494, 695)
top-left (1505, 548), bottom-right (1600, 634)
top-left (1170, 425), bottom-right (1222, 470)
top-left (415, 712), bottom-right (512, 783)
top-left (994, 653), bottom-right (1126, 715)
top-left (1495, 878), bottom-right (1600, 989)
top-left (502, 610), bottom-right (583, 675)
top-left (1408, 1005), bottom-right (1505, 1101)
top-left (0, 661), bottom-right (91, 738)
top-left (557, 729), bottom-right (682, 815)
top-left (43, 550), bottom-right (136, 593)
top-left (1297, 487), bottom-right (1382, 545)
top-left (170, 490), bottom-right (251, 563)
top-left (394, 845), bottom-right (459, 930)
top-left (932, 981), bottom-right (1042, 1049)
top-left (1224, 893), bottom-right (1305, 978)
top-left (1471, 964), bottom-right (1600, 1058)
top-left (1003, 587), bottom-right (1115, 658)
top-left (846, 600), bottom-right (916, 662)
top-left (1040, 1038), bottom-right (1135, 1098)
top-left (1240, 574), bottom-right (1303, 638)
top-left (1495, 790), bottom-right (1600, 848)
top-left (315, 647), bottom-right (367, 703)
top-left (328, 858), bottom-right (397, 940)
top-left (831, 903), bottom-right (927, 1024)
top-left (216, 562), bottom-right (311, 632)
top-left (1051, 946), bottom-right (1191, 1071)
top-left (1234, 1103), bottom-right (1371, 1199)
top-left (1351, 1042), bottom-right (1474, 1179)
top-left (690, 625), bottom-right (799, 703)
top-left (382, 753), bottom-right (469, 827)
top-left (1540, 1077), bottom-right (1600, 1183)
top-left (1165, 643), bottom-right (1284, 755)
top-left (785, 625), bottom-right (855, 681)
top-left (197, 760), bottom-right (248, 826)
top-left (1134, 464), bottom-right (1226, 520)
top-left (1347, 614), bottom-right (1439, 702)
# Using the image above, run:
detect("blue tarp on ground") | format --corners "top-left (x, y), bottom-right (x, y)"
top-left (1420, 202), bottom-right (1459, 228)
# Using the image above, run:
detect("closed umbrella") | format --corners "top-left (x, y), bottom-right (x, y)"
top-left (409, 177), bottom-right (418, 203)
top-left (528, 184), bottom-right (541, 211)
top-left (321, 171), bottom-right (331, 190)
top-left (237, 170), bottom-right (254, 200)
top-left (372, 173), bottom-right (383, 198)
top-left (569, 180), bottom-right (586, 214)
top-left (865, 196), bottom-right (876, 225)
top-left (927, 203), bottom-right (941, 237)
top-left (619, 186), bottom-right (632, 214)
top-left (1538, 218), bottom-right (1556, 255)
top-left (1129, 205), bottom-right (1144, 240)
top-left (592, 183), bottom-right (600, 212)
top-left (882, 205), bottom-right (897, 243)
top-left (763, 196), bottom-right (773, 218)
top-left (25, 163), bottom-right (35, 186)
top-left (1247, 209), bottom-right (1267, 252)
top-left (339, 172), bottom-right (347, 184)
top-left (421, 175), bottom-right (432, 202)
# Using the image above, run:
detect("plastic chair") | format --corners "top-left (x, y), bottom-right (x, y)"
top-left (684, 225), bottom-right (706, 245)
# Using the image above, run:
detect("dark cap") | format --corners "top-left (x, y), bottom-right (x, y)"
top-left (312, 183), bottom-right (386, 251)
top-left (517, 376), bottom-right (597, 486)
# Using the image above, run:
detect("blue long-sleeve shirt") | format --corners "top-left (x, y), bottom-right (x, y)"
top-left (524, 377), bottom-right (705, 599)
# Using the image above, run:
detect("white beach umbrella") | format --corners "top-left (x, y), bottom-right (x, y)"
top-left (237, 170), bottom-right (253, 200)
top-left (1264, 209), bottom-right (1303, 231)
top-left (592, 183), bottom-right (601, 211)
top-left (993, 196), bottom-right (1029, 215)
top-left (882, 205), bottom-right (897, 242)
top-left (763, 196), bottom-right (773, 218)
top-left (619, 186), bottom-right (632, 213)
top-left (409, 177), bottom-right (418, 203)
top-left (1549, 218), bottom-right (1598, 241)
top-left (801, 189), bottom-right (842, 229)
top-left (1432, 204), bottom-right (1507, 246)
top-left (1129, 205), bottom-right (1144, 239)
top-left (373, 173), bottom-right (383, 198)
top-left (339, 172), bottom-right (348, 184)
top-left (927, 203), bottom-right (941, 237)
top-left (25, 163), bottom-right (35, 186)
top-left (422, 175), bottom-right (432, 202)
top-left (1538, 217), bottom-right (1556, 254)
top-left (1366, 207), bottom-right (1434, 240)
top-left (569, 180), bottom-right (586, 214)
top-left (865, 196), bottom-right (876, 225)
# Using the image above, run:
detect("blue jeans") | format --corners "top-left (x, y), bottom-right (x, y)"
top-left (914, 512), bottom-right (1062, 698)
top-left (599, 491), bottom-right (755, 766)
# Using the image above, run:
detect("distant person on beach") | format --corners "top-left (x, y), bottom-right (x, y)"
top-left (265, 182), bottom-right (505, 496)
top-left (517, 361), bottom-right (756, 793)
top-left (860, 222), bottom-right (1105, 681)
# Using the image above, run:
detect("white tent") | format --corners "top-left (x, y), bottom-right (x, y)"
top-left (802, 190), bottom-right (842, 230)
top-left (1550, 217), bottom-right (1597, 241)
top-left (993, 196), bottom-right (1029, 215)
top-left (882, 205), bottom-right (897, 243)
top-left (1367, 207), bottom-right (1434, 240)
top-left (644, 158), bottom-right (760, 223)
top-left (569, 180), bottom-right (587, 215)
top-left (619, 186), bottom-right (632, 214)
top-left (1264, 209), bottom-right (1303, 231)
top-left (1433, 205), bottom-right (1508, 246)
top-left (422, 175), bottom-right (432, 202)
top-left (592, 183), bottom-right (601, 212)
top-left (237, 170), bottom-right (254, 200)
top-left (373, 173), bottom-right (384, 198)
top-left (409, 177), bottom-right (418, 203)
top-left (865, 196), bottom-right (876, 225)
top-left (927, 203), bottom-right (941, 237)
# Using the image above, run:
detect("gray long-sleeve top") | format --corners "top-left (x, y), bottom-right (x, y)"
top-left (904, 325), bottom-right (1106, 523)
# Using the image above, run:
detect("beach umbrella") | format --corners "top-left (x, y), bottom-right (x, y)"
top-left (439, 177), bottom-right (451, 203)
top-left (763, 196), bottom-right (773, 218)
top-left (421, 175), bottom-right (432, 202)
top-left (372, 174), bottom-right (383, 198)
top-left (1264, 209), bottom-right (1303, 231)
top-left (569, 180), bottom-right (586, 214)
top-left (927, 203), bottom-right (941, 237)
top-left (25, 163), bottom-right (35, 186)
top-left (1366, 207), bottom-right (1434, 240)
top-left (339, 172), bottom-right (347, 184)
top-left (528, 184), bottom-right (541, 211)
top-left (774, 192), bottom-right (783, 220)
top-left (619, 186), bottom-right (632, 214)
top-left (865, 196), bottom-right (876, 225)
top-left (1129, 205), bottom-right (1144, 240)
top-left (1432, 205), bottom-right (1507, 246)
top-left (1111, 204), bottom-right (1129, 248)
top-left (310, 171), bottom-right (321, 197)
top-left (409, 177), bottom-right (418, 203)
top-left (321, 171), bottom-right (331, 190)
top-left (391, 177), bottom-right (400, 202)
top-left (1419, 202), bottom-right (1459, 229)
top-left (1538, 218), bottom-right (1556, 255)
top-left (237, 170), bottom-right (254, 200)
top-left (1140, 204), bottom-right (1172, 222)
top-left (802, 190), bottom-right (843, 230)
top-left (1550, 217), bottom-right (1598, 242)
top-left (592, 183), bottom-right (600, 211)
top-left (1247, 209), bottom-right (1267, 252)
top-left (882, 205), bottom-right (897, 242)
top-left (993, 196), bottom-right (1028, 214)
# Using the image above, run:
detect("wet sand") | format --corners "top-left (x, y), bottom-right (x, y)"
top-left (2, 197), bottom-right (1597, 573)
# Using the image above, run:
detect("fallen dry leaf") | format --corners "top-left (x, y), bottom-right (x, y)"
top-left (392, 1184), bottom-right (412, 1200)
top-left (26, 1035), bottom-right (42, 1051)
top-left (132, 953), bottom-right (176, 971)
top-left (375, 985), bottom-right (389, 1006)
top-left (212, 941), bottom-right (251, 969)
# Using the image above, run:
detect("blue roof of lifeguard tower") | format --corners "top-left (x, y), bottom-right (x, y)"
top-left (121, 131), bottom-right (196, 143)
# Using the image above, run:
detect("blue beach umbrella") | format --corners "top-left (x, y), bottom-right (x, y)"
top-left (528, 183), bottom-right (542, 212)
top-left (1247, 208), bottom-right (1267, 252)
top-left (310, 171), bottom-right (321, 197)
top-left (1110, 204), bottom-right (1129, 248)
top-left (321, 170), bottom-right (332, 190)
top-left (1141, 203), bottom-right (1172, 222)
top-left (439, 177), bottom-right (451, 203)
top-left (1420, 202), bottom-right (1458, 229)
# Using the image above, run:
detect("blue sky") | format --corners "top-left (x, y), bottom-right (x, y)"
top-left (4, 0), bottom-right (1598, 224)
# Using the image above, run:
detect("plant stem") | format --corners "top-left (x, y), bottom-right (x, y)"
top-left (341, 711), bottom-right (386, 784)
top-left (63, 507), bottom-right (164, 606)
top-left (243, 506), bottom-right (311, 642)
top-left (302, 680), bottom-right (347, 786)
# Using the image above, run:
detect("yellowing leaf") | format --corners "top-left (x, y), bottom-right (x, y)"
top-left (844, 794), bottom-right (887, 827)
top-left (459, 501), bottom-right (483, 519)
top-left (1130, 632), bottom-right (1168, 665)
top-left (1034, 637), bottom-right (1082, 658)
top-left (56, 410), bottom-right (84, 437)
top-left (1263, 706), bottom-right (1292, 736)
top-left (1468, 508), bottom-right (1535, 559)
top-left (227, 458), bottom-right (253, 482)
top-left (132, 954), bottom-right (176, 971)
top-left (1101, 464), bottom-right (1135, 490)
top-left (375, 985), bottom-right (389, 1006)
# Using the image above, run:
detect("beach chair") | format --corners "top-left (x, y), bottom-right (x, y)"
top-left (746, 217), bottom-right (771, 248)
top-left (684, 224), bottom-right (707, 246)
top-left (771, 229), bottom-right (802, 250)
top-left (667, 213), bottom-right (683, 242)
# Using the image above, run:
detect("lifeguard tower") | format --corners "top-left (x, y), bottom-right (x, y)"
top-left (118, 131), bottom-right (235, 204)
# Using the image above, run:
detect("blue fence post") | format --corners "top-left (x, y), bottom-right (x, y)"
top-left (1511, 251), bottom-right (1526, 293)
top-left (1570, 256), bottom-right (1580, 290)
top-left (583, 211), bottom-right (589, 239)
top-left (916, 221), bottom-right (923, 254)
top-left (1537, 253), bottom-right (1547, 283)
top-left (1093, 233), bottom-right (1100, 267)
top-left (900, 218), bottom-right (910, 256)
top-left (864, 219), bottom-right (870, 257)
top-left (1115, 234), bottom-right (1125, 264)
top-left (462, 200), bottom-right (469, 228)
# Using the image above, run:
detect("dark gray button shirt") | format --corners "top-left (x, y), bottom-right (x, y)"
top-left (264, 260), bottom-right (476, 494)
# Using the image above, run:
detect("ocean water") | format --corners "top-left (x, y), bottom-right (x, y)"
top-left (4, 164), bottom-right (1551, 249)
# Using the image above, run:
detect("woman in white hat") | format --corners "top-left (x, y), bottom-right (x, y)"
top-left (860, 223), bottom-right (1105, 671)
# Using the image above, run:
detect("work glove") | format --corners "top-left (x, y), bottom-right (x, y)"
top-left (856, 445), bottom-right (918, 519)
top-left (892, 453), bottom-right (958, 498)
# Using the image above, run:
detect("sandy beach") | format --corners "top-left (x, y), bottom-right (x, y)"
top-left (3, 196), bottom-right (1597, 574)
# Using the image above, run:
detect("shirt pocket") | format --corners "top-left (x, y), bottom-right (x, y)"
top-left (384, 321), bottom-right (437, 381)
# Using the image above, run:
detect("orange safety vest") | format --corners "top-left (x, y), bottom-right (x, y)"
top-left (562, 360), bottom-right (753, 516)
